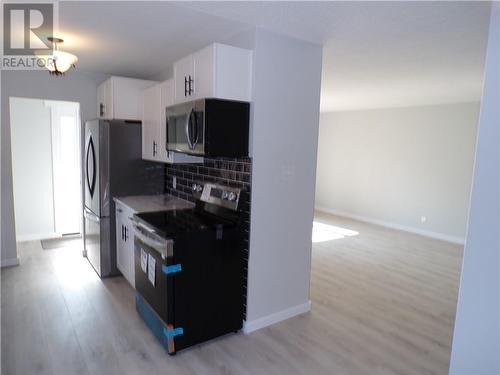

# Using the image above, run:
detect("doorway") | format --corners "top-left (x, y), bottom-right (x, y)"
top-left (9, 97), bottom-right (82, 243)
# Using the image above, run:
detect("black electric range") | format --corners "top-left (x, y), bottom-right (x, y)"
top-left (135, 205), bottom-right (236, 238)
top-left (132, 182), bottom-right (246, 355)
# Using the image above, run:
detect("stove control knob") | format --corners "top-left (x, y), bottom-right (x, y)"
top-left (222, 191), bottom-right (229, 200)
top-left (228, 192), bottom-right (237, 201)
top-left (192, 183), bottom-right (203, 193)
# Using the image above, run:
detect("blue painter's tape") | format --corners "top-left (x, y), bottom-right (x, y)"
top-left (163, 327), bottom-right (184, 337)
top-left (135, 293), bottom-right (168, 349)
top-left (162, 263), bottom-right (182, 275)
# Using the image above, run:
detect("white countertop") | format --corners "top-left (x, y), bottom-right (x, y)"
top-left (113, 194), bottom-right (194, 213)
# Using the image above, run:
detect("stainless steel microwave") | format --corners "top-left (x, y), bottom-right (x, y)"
top-left (166, 99), bottom-right (249, 158)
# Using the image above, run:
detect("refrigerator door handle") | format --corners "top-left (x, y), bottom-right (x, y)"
top-left (86, 135), bottom-right (97, 198)
top-left (86, 137), bottom-right (91, 193)
top-left (84, 208), bottom-right (100, 223)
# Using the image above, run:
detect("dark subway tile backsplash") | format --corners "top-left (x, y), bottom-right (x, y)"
top-left (137, 162), bottom-right (166, 195)
top-left (165, 157), bottom-right (252, 202)
top-left (165, 156), bottom-right (252, 319)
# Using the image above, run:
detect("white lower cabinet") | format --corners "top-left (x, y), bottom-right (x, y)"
top-left (115, 202), bottom-right (136, 288)
top-left (115, 197), bottom-right (193, 289)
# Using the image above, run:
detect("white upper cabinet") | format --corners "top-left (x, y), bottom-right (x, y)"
top-left (142, 79), bottom-right (202, 164)
top-left (97, 78), bottom-right (113, 119)
top-left (173, 43), bottom-right (252, 104)
top-left (142, 84), bottom-right (161, 161)
top-left (192, 45), bottom-right (215, 100)
top-left (173, 55), bottom-right (195, 103)
top-left (98, 76), bottom-right (156, 121)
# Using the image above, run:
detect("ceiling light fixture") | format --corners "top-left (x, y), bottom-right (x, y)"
top-left (37, 37), bottom-right (78, 76)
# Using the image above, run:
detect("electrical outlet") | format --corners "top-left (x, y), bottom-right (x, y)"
top-left (173, 176), bottom-right (177, 190)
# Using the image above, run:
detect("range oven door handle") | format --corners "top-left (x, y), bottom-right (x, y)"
top-left (84, 208), bottom-right (100, 223)
top-left (132, 221), bottom-right (173, 259)
top-left (134, 220), bottom-right (156, 234)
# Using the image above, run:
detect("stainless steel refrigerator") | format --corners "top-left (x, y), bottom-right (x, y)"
top-left (83, 119), bottom-right (153, 277)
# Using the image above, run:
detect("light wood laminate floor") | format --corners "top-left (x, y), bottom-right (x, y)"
top-left (1, 213), bottom-right (463, 375)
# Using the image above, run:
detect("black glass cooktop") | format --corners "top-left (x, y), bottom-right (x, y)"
top-left (135, 208), bottom-right (235, 238)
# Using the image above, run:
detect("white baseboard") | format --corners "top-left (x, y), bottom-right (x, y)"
top-left (1, 257), bottom-right (20, 268)
top-left (243, 300), bottom-right (311, 334)
top-left (17, 232), bottom-right (59, 242)
top-left (315, 206), bottom-right (465, 245)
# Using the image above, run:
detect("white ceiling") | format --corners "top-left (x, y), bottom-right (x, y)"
top-left (58, 2), bottom-right (252, 79)
top-left (58, 1), bottom-right (491, 112)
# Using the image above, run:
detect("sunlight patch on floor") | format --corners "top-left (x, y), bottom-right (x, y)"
top-left (312, 221), bottom-right (359, 243)
top-left (51, 248), bottom-right (99, 289)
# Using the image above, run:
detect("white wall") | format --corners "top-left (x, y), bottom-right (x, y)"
top-left (245, 29), bottom-right (322, 332)
top-left (449, 3), bottom-right (500, 374)
top-left (9, 98), bottom-right (55, 240)
top-left (1, 70), bottom-right (106, 267)
top-left (316, 103), bottom-right (480, 243)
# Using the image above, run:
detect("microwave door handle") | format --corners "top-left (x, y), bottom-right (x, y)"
top-left (185, 111), bottom-right (194, 150)
top-left (188, 109), bottom-right (198, 148)
top-left (165, 109), bottom-right (170, 153)
top-left (191, 111), bottom-right (199, 147)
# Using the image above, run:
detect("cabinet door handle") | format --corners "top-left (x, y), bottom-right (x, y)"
top-left (184, 76), bottom-right (188, 97)
top-left (99, 103), bottom-right (104, 117)
top-left (188, 75), bottom-right (193, 95)
top-left (121, 225), bottom-right (124, 240)
top-left (124, 226), bottom-right (128, 242)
